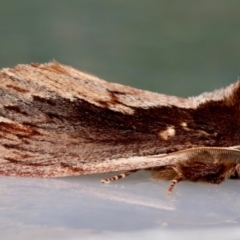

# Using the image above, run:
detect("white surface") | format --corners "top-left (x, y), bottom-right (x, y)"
top-left (1, 171), bottom-right (240, 239)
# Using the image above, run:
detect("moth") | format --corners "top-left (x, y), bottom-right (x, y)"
top-left (1, 61), bottom-right (240, 194)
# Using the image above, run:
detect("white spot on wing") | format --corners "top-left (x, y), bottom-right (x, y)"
top-left (181, 122), bottom-right (189, 130)
top-left (159, 126), bottom-right (175, 140)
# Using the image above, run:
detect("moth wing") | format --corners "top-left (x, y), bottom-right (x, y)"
top-left (1, 62), bottom-right (240, 179)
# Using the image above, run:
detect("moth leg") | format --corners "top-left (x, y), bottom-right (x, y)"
top-left (151, 166), bottom-right (183, 194)
top-left (167, 176), bottom-right (183, 195)
top-left (233, 164), bottom-right (240, 179)
top-left (101, 169), bottom-right (139, 183)
top-left (166, 167), bottom-right (184, 194)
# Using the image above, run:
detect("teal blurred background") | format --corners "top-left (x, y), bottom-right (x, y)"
top-left (1, 0), bottom-right (240, 96)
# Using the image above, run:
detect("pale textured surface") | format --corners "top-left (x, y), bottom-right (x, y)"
top-left (1, 172), bottom-right (240, 240)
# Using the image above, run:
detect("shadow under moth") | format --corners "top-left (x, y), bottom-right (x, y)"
top-left (0, 61), bottom-right (240, 194)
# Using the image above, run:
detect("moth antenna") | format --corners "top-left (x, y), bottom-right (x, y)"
top-left (101, 170), bottom-right (139, 183)
top-left (167, 176), bottom-right (183, 195)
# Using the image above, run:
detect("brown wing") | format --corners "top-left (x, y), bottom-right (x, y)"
top-left (0, 61), bottom-right (239, 177)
